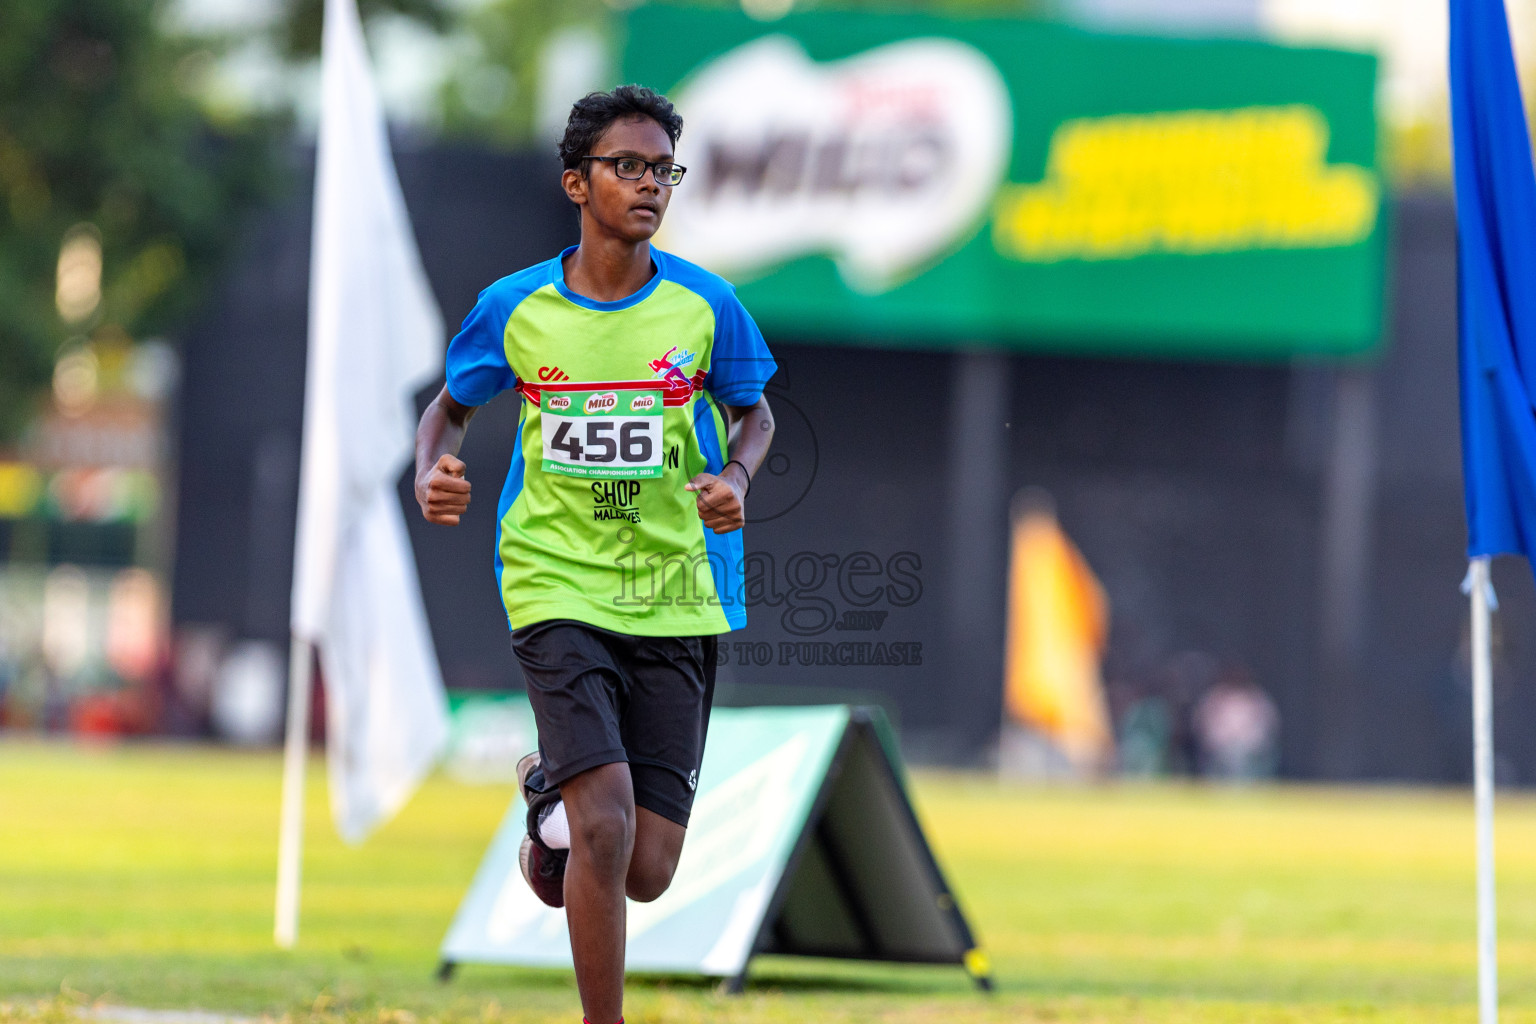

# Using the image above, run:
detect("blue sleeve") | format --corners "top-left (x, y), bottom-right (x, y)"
top-left (444, 289), bottom-right (514, 406)
top-left (707, 290), bottom-right (777, 406)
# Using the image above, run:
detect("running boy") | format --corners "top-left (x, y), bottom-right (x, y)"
top-left (413, 85), bottom-right (776, 1024)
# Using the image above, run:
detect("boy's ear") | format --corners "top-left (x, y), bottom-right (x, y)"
top-left (561, 167), bottom-right (588, 205)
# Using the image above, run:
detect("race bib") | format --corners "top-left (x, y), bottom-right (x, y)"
top-left (540, 389), bottom-right (664, 479)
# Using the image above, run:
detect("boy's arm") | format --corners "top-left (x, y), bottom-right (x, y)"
top-left (685, 394), bottom-right (775, 534)
top-left (414, 386), bottom-right (479, 526)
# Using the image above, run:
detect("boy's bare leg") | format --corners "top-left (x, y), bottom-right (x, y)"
top-left (562, 763), bottom-right (636, 1024)
top-left (626, 807), bottom-right (686, 902)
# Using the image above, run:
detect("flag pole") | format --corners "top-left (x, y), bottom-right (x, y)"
top-left (275, 635), bottom-right (314, 948)
top-left (1470, 556), bottom-right (1497, 1024)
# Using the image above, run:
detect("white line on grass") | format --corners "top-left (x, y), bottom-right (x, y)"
top-left (84, 1007), bottom-right (255, 1024)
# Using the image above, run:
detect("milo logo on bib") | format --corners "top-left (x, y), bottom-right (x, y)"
top-left (541, 387), bottom-right (664, 479)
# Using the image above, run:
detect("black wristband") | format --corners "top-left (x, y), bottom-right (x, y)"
top-left (724, 459), bottom-right (751, 496)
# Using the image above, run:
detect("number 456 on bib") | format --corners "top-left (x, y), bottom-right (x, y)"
top-left (541, 389), bottom-right (664, 479)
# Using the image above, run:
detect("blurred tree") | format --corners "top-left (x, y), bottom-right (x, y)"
top-left (275, 0), bottom-right (451, 59)
top-left (0, 0), bottom-right (279, 442)
top-left (438, 0), bottom-right (614, 147)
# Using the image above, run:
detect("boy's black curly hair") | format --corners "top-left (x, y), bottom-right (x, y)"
top-left (558, 85), bottom-right (683, 173)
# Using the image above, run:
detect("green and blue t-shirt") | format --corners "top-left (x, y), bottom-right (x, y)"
top-left (445, 245), bottom-right (776, 636)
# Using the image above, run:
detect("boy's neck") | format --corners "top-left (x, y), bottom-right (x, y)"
top-left (563, 233), bottom-right (654, 304)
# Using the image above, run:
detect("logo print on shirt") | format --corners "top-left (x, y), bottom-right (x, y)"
top-left (592, 480), bottom-right (642, 523)
top-left (538, 366), bottom-right (570, 382)
top-left (648, 346), bottom-right (695, 389)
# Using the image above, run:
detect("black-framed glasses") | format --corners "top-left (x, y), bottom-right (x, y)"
top-left (582, 155), bottom-right (687, 186)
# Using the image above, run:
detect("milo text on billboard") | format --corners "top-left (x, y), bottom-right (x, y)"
top-left (625, 8), bottom-right (1384, 358)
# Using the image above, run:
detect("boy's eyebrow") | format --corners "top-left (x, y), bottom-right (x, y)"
top-left (598, 148), bottom-right (676, 161)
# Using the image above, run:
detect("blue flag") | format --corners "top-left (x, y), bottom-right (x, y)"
top-left (1453, 0), bottom-right (1536, 561)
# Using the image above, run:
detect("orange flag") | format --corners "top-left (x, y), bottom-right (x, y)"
top-left (1003, 501), bottom-right (1114, 771)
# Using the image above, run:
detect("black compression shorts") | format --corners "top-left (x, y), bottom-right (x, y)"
top-left (511, 618), bottom-right (718, 827)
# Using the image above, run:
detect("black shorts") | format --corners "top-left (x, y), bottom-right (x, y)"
top-left (511, 619), bottom-right (718, 827)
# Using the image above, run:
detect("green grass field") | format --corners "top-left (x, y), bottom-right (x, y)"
top-left (5, 741), bottom-right (1536, 1023)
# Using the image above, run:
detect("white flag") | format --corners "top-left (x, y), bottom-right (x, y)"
top-left (290, 0), bottom-right (448, 844)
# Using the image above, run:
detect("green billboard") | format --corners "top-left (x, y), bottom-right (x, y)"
top-left (622, 8), bottom-right (1385, 358)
